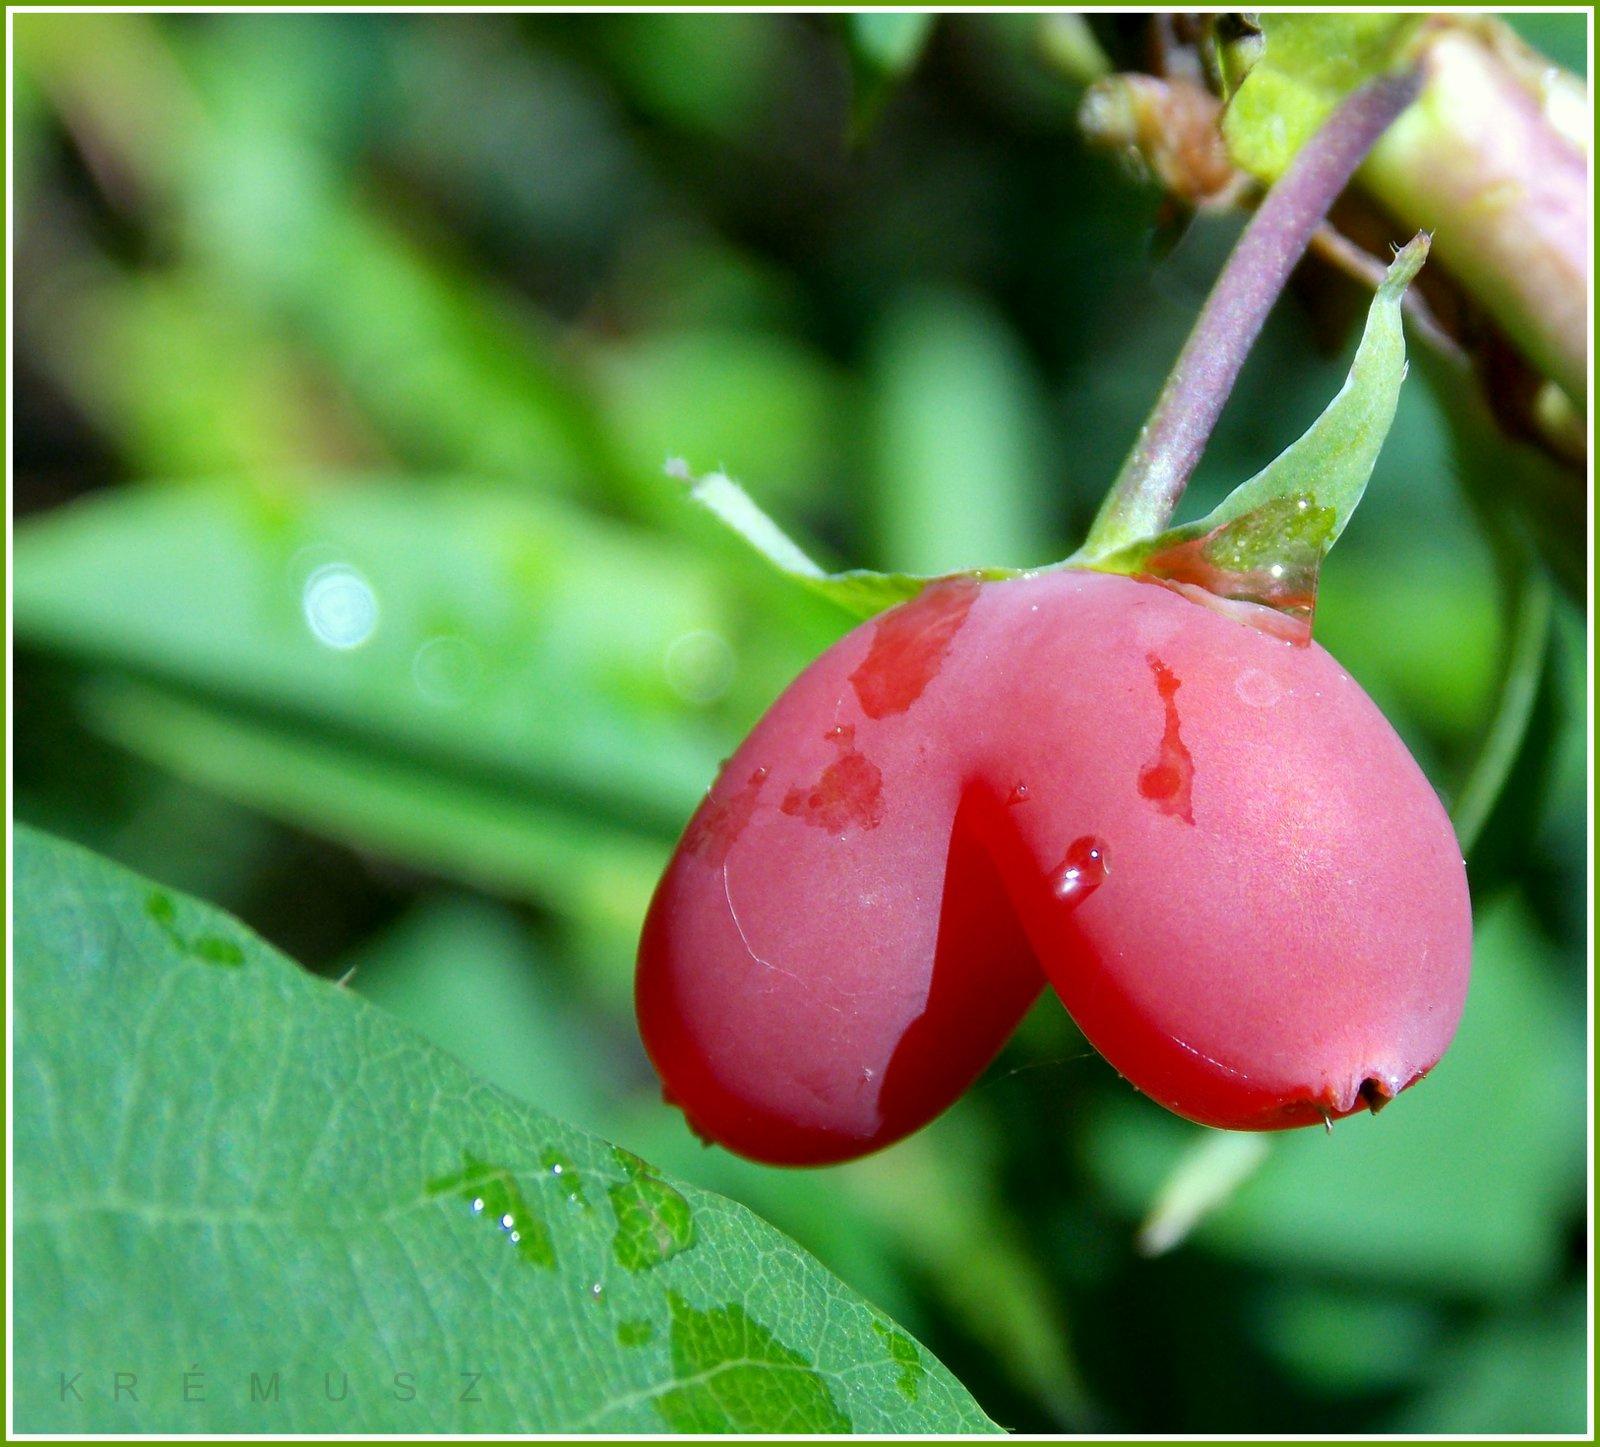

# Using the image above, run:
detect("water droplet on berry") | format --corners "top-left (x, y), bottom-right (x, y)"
top-left (1234, 667), bottom-right (1282, 709)
top-left (1049, 836), bottom-right (1109, 906)
top-left (1006, 783), bottom-right (1031, 806)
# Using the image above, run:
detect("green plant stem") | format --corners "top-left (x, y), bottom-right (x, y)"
top-left (1080, 68), bottom-right (1423, 558)
top-left (1450, 556), bottom-right (1554, 857)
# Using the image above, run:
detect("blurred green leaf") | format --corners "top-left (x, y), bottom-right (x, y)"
top-left (1503, 12), bottom-right (1589, 75)
top-left (1037, 15), bottom-right (1114, 86)
top-left (79, 679), bottom-right (660, 1004)
top-left (271, 208), bottom-right (609, 495)
top-left (1312, 546), bottom-right (1505, 755)
top-left (13, 478), bottom-right (730, 830)
top-left (29, 265), bottom-right (354, 481)
top-left (1394, 1289), bottom-right (1589, 1433)
top-left (1415, 335), bottom-right (1586, 603)
top-left (844, 14), bottom-right (935, 138)
top-left (1449, 562), bottom-right (1554, 856)
top-left (1082, 893), bottom-right (1586, 1301)
top-left (388, 20), bottom-right (649, 253)
top-left (18, 13), bottom-right (616, 500)
top-left (595, 13), bottom-right (789, 138)
top-left (1135, 1132), bottom-right (1270, 1258)
top-left (1247, 1282), bottom-right (1444, 1395)
top-left (868, 288), bottom-right (1055, 573)
top-left (595, 328), bottom-right (846, 515)
top-left (349, 895), bottom-right (620, 1133)
top-left (13, 824), bottom-right (999, 1434)
top-left (849, 14), bottom-right (934, 79)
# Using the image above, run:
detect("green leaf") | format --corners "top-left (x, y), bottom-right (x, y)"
top-left (673, 461), bottom-right (1021, 620)
top-left (843, 14), bottom-right (935, 139)
top-left (12, 476), bottom-right (727, 833)
top-left (1448, 560), bottom-right (1555, 857)
top-left (1412, 318), bottom-right (1587, 601)
top-left (1220, 14), bottom-right (1425, 181)
top-left (11, 473), bottom-right (841, 999)
top-left (597, 328), bottom-right (847, 515)
top-left (11, 824), bottom-right (1000, 1434)
top-left (849, 13), bottom-right (934, 78)
top-left (1392, 1288), bottom-right (1589, 1433)
top-left (79, 678), bottom-right (663, 993)
top-left (347, 895), bottom-right (620, 1134)
top-left (867, 288), bottom-right (1054, 575)
top-left (1134, 1131), bottom-right (1271, 1258)
top-left (1082, 234), bottom-right (1428, 631)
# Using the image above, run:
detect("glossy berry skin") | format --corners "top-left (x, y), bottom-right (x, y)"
top-left (637, 569), bottom-right (1472, 1166)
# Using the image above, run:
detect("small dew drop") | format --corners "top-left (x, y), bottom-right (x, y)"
top-left (413, 635), bottom-right (480, 704)
top-left (1006, 783), bottom-right (1031, 806)
top-left (1049, 836), bottom-right (1110, 907)
top-left (664, 629), bottom-right (736, 705)
top-left (500, 1213), bottom-right (515, 1231)
top-left (301, 562), bottom-right (379, 650)
top-left (824, 724), bottom-right (849, 741)
top-left (549, 1162), bottom-right (563, 1178)
top-left (470, 1197), bottom-right (485, 1215)
top-left (509, 1230), bottom-right (521, 1244)
top-left (590, 1281), bottom-right (605, 1300)
top-left (1234, 667), bottom-right (1283, 709)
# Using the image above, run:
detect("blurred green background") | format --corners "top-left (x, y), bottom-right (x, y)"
top-left (11, 12), bottom-right (1589, 1433)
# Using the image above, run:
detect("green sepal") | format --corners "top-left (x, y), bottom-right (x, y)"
top-left (1082, 234), bottom-right (1429, 630)
top-left (681, 230), bottom-right (1426, 629)
top-left (670, 459), bottom-right (1019, 620)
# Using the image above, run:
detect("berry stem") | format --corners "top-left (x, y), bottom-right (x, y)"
top-left (1080, 68), bottom-right (1423, 558)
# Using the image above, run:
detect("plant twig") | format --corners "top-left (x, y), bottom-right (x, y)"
top-left (1080, 68), bottom-right (1423, 557)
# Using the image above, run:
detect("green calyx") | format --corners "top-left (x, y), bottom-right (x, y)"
top-left (675, 233), bottom-right (1427, 639)
top-left (1079, 233), bottom-right (1429, 630)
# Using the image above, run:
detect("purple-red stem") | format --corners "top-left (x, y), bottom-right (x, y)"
top-left (1081, 68), bottom-right (1423, 556)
